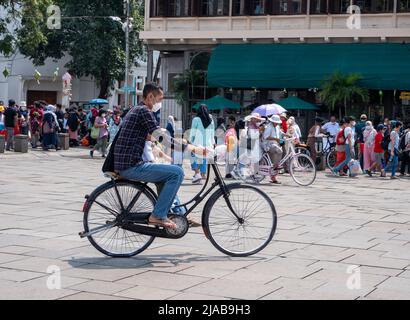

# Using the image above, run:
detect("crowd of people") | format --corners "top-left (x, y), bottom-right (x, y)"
top-left (0, 99), bottom-right (124, 155)
top-left (2, 96), bottom-right (409, 183)
top-left (330, 114), bottom-right (410, 179)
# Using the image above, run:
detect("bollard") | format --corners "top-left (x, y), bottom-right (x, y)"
top-left (319, 154), bottom-right (327, 171)
top-left (0, 135), bottom-right (5, 153)
top-left (14, 135), bottom-right (29, 153)
top-left (58, 133), bottom-right (70, 150)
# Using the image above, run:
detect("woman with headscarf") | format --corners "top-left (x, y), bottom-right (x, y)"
top-left (42, 105), bottom-right (59, 151)
top-left (363, 121), bottom-right (376, 176)
top-left (189, 104), bottom-right (215, 184)
top-left (215, 117), bottom-right (227, 146)
top-left (108, 111), bottom-right (122, 144)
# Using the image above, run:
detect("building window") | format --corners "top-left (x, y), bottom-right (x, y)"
top-left (310, 0), bottom-right (327, 14)
top-left (251, 0), bottom-right (266, 15)
top-left (168, 0), bottom-right (193, 17)
top-left (276, 0), bottom-right (307, 15)
top-left (233, 0), bottom-right (248, 15)
top-left (353, 0), bottom-right (394, 13)
top-left (150, 0), bottom-right (166, 17)
top-left (399, 0), bottom-right (410, 11)
top-left (200, 0), bottom-right (229, 16)
top-left (329, 0), bottom-right (351, 13)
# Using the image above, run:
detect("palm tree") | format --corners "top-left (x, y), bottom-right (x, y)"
top-left (320, 72), bottom-right (369, 119)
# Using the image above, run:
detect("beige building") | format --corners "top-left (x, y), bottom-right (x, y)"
top-left (141, 0), bottom-right (410, 127)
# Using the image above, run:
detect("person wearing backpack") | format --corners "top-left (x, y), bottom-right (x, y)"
top-left (384, 121), bottom-right (403, 179)
top-left (399, 123), bottom-right (410, 177)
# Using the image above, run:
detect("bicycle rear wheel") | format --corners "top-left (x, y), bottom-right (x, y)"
top-left (289, 154), bottom-right (317, 186)
top-left (202, 184), bottom-right (277, 257)
top-left (83, 181), bottom-right (155, 257)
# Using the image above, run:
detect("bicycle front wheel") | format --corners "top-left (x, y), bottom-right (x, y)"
top-left (202, 184), bottom-right (277, 257)
top-left (289, 154), bottom-right (317, 186)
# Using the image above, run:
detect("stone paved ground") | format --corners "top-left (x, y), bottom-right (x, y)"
top-left (0, 147), bottom-right (410, 300)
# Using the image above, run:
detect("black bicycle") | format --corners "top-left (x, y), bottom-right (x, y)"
top-left (79, 163), bottom-right (277, 258)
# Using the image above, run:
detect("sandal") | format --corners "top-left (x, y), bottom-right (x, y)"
top-left (148, 216), bottom-right (177, 229)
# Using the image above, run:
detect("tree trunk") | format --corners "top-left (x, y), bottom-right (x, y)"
top-left (98, 76), bottom-right (110, 99)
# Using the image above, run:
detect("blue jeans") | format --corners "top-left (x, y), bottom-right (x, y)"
top-left (191, 153), bottom-right (207, 174)
top-left (384, 149), bottom-right (399, 177)
top-left (120, 163), bottom-right (185, 220)
top-left (334, 145), bottom-right (352, 173)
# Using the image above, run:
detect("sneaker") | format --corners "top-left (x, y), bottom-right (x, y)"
top-left (192, 173), bottom-right (202, 184)
top-left (391, 176), bottom-right (399, 180)
top-left (366, 170), bottom-right (373, 177)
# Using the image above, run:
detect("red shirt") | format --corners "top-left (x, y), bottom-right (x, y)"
top-left (281, 119), bottom-right (288, 133)
top-left (374, 132), bottom-right (384, 153)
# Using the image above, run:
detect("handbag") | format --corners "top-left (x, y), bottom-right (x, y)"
top-left (348, 160), bottom-right (362, 177)
top-left (91, 126), bottom-right (100, 140)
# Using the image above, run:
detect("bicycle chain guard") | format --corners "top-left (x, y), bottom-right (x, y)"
top-left (121, 215), bottom-right (189, 239)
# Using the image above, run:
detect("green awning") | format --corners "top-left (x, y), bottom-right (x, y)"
top-left (207, 43), bottom-right (410, 90)
top-left (193, 95), bottom-right (241, 111)
top-left (278, 96), bottom-right (319, 111)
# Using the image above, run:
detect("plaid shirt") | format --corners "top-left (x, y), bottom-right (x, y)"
top-left (114, 105), bottom-right (159, 172)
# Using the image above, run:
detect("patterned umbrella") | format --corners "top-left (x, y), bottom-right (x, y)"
top-left (253, 104), bottom-right (287, 117)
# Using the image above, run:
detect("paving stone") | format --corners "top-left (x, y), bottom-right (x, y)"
top-left (116, 271), bottom-right (210, 291)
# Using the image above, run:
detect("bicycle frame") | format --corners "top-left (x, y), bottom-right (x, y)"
top-left (109, 162), bottom-right (242, 222)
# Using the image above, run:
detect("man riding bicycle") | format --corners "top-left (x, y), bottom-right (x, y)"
top-left (114, 83), bottom-right (200, 230)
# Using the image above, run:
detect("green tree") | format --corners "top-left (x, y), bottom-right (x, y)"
top-left (0, 0), bottom-right (18, 56)
top-left (17, 0), bottom-right (145, 98)
top-left (320, 72), bottom-right (369, 119)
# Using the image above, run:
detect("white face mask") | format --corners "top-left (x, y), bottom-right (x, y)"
top-left (152, 102), bottom-right (162, 113)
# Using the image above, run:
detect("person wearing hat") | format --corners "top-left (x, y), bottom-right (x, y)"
top-left (245, 113), bottom-right (264, 130)
top-left (4, 99), bottom-right (18, 151)
top-left (263, 114), bottom-right (283, 184)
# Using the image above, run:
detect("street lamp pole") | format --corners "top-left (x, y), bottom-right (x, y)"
top-left (124, 0), bottom-right (130, 109)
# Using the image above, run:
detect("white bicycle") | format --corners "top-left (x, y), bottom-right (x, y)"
top-left (236, 138), bottom-right (317, 186)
